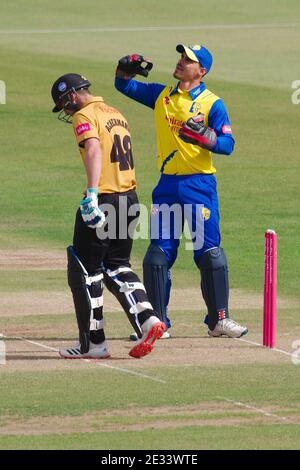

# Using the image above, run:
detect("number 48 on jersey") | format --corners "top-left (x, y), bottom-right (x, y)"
top-left (110, 134), bottom-right (134, 171)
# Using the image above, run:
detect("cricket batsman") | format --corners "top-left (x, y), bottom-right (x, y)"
top-left (51, 73), bottom-right (166, 359)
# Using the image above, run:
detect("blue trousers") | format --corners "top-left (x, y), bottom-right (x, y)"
top-left (150, 173), bottom-right (221, 264)
top-left (150, 173), bottom-right (221, 326)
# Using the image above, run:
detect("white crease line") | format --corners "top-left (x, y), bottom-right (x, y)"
top-left (0, 23), bottom-right (299, 34)
top-left (234, 337), bottom-right (295, 358)
top-left (199, 323), bottom-right (295, 358)
top-left (97, 363), bottom-right (167, 384)
top-left (216, 396), bottom-right (288, 421)
top-left (3, 335), bottom-right (59, 352)
top-left (21, 338), bottom-right (59, 352)
top-left (3, 335), bottom-right (166, 383)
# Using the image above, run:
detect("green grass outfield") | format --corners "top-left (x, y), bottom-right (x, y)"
top-left (0, 365), bottom-right (300, 450)
top-left (0, 0), bottom-right (300, 450)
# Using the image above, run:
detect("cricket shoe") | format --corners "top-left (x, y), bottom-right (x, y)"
top-left (59, 340), bottom-right (110, 359)
top-left (129, 317), bottom-right (166, 358)
top-left (129, 330), bottom-right (171, 341)
top-left (208, 318), bottom-right (248, 338)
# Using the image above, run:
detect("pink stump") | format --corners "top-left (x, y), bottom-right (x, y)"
top-left (263, 230), bottom-right (277, 348)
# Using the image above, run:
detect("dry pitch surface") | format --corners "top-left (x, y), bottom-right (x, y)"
top-left (0, 248), bottom-right (297, 372)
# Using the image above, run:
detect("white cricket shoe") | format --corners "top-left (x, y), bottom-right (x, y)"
top-left (208, 318), bottom-right (248, 338)
top-left (59, 340), bottom-right (110, 359)
top-left (129, 316), bottom-right (166, 358)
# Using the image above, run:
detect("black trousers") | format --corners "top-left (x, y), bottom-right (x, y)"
top-left (73, 189), bottom-right (139, 274)
top-left (70, 189), bottom-right (158, 344)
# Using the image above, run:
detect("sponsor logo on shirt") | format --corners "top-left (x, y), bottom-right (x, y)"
top-left (222, 125), bottom-right (232, 134)
top-left (76, 123), bottom-right (91, 136)
top-left (165, 116), bottom-right (184, 132)
top-left (193, 88), bottom-right (201, 96)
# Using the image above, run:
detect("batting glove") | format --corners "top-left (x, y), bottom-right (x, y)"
top-left (80, 188), bottom-right (105, 229)
top-left (179, 114), bottom-right (217, 150)
top-left (117, 54), bottom-right (153, 77)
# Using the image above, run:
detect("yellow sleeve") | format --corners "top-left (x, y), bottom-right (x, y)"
top-left (72, 112), bottom-right (99, 146)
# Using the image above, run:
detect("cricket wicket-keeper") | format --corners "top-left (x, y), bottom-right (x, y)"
top-left (115, 46), bottom-right (248, 339)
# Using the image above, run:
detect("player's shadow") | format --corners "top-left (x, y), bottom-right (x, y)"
top-left (4, 336), bottom-right (133, 342)
top-left (6, 354), bottom-right (129, 361)
top-left (6, 355), bottom-right (57, 360)
top-left (3, 337), bottom-right (74, 342)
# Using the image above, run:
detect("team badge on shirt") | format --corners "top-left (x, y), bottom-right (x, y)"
top-left (189, 102), bottom-right (202, 113)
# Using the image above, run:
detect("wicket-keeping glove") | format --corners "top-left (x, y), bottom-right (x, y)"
top-left (117, 54), bottom-right (153, 77)
top-left (179, 114), bottom-right (217, 150)
top-left (80, 188), bottom-right (105, 229)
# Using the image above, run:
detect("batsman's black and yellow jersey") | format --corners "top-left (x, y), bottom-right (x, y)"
top-left (72, 96), bottom-right (136, 194)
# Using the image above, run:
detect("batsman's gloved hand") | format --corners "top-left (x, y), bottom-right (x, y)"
top-left (117, 54), bottom-right (153, 77)
top-left (80, 188), bottom-right (105, 229)
top-left (179, 114), bottom-right (217, 150)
